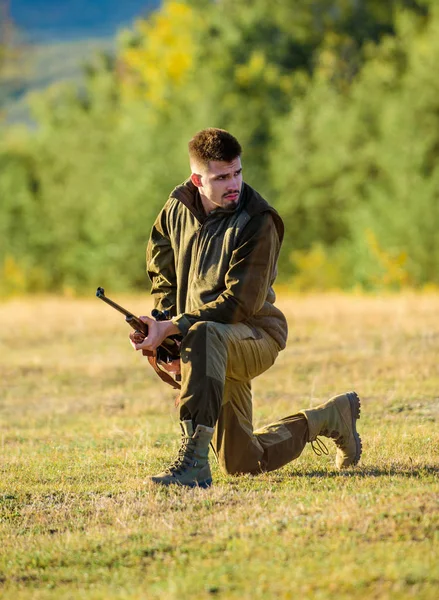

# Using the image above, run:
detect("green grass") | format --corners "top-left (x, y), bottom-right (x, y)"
top-left (0, 293), bottom-right (438, 599)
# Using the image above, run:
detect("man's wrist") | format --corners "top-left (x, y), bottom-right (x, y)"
top-left (171, 314), bottom-right (191, 336)
top-left (162, 319), bottom-right (181, 337)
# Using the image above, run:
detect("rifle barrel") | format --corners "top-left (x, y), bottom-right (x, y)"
top-left (96, 287), bottom-right (134, 319)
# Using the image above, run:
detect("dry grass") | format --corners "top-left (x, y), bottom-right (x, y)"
top-left (0, 293), bottom-right (438, 599)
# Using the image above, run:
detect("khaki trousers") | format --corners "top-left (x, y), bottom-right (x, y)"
top-left (179, 321), bottom-right (308, 475)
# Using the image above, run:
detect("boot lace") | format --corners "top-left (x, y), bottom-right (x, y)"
top-left (311, 436), bottom-right (329, 456)
top-left (166, 435), bottom-right (196, 475)
top-left (312, 428), bottom-right (346, 457)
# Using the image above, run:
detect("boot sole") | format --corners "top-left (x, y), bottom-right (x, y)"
top-left (346, 391), bottom-right (362, 466)
top-left (149, 477), bottom-right (213, 489)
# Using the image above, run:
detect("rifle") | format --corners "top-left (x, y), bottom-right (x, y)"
top-left (96, 287), bottom-right (182, 389)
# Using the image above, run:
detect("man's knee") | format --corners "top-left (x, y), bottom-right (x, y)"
top-left (188, 320), bottom-right (224, 334)
top-left (180, 321), bottom-right (228, 380)
top-left (187, 320), bottom-right (209, 336)
top-left (185, 320), bottom-right (226, 347)
top-left (215, 441), bottom-right (264, 476)
top-left (218, 456), bottom-right (262, 476)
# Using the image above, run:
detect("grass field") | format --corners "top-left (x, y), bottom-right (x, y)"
top-left (0, 293), bottom-right (438, 599)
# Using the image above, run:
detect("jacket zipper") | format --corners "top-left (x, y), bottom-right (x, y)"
top-left (193, 222), bottom-right (205, 279)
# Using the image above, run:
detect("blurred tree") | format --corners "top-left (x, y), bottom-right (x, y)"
top-left (1, 0), bottom-right (437, 294)
top-left (0, 43), bottom-right (193, 294)
top-left (115, 0), bottom-right (400, 192)
top-left (119, 1), bottom-right (200, 107)
top-left (271, 0), bottom-right (439, 287)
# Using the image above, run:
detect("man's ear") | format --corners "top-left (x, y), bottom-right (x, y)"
top-left (190, 173), bottom-right (202, 188)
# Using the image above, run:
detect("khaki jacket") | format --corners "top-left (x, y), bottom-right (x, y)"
top-left (147, 179), bottom-right (288, 349)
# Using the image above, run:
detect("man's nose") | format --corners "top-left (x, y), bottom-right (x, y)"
top-left (228, 176), bottom-right (240, 190)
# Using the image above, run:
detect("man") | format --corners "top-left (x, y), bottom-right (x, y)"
top-left (130, 128), bottom-right (362, 488)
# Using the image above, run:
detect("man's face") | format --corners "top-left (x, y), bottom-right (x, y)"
top-left (192, 156), bottom-right (243, 213)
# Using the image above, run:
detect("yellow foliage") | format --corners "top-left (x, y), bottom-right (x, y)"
top-left (235, 51), bottom-right (283, 88)
top-left (1, 255), bottom-right (27, 295)
top-left (365, 229), bottom-right (410, 289)
top-left (289, 234), bottom-right (412, 292)
top-left (314, 32), bottom-right (357, 91)
top-left (120, 1), bottom-right (199, 107)
top-left (290, 244), bottom-right (345, 291)
top-left (0, 255), bottom-right (52, 297)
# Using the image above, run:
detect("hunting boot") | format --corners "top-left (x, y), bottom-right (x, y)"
top-left (300, 391), bottom-right (362, 469)
top-left (149, 420), bottom-right (214, 488)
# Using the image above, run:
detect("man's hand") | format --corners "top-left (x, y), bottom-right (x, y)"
top-left (129, 316), bottom-right (182, 375)
top-left (129, 315), bottom-right (180, 351)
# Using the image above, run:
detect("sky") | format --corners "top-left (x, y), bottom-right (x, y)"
top-left (8, 0), bottom-right (158, 42)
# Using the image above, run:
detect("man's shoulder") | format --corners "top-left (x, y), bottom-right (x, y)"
top-left (241, 183), bottom-right (284, 242)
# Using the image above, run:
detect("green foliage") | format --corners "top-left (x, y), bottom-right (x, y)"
top-left (271, 1), bottom-right (439, 288)
top-left (1, 0), bottom-right (439, 294)
top-left (1, 51), bottom-right (191, 295)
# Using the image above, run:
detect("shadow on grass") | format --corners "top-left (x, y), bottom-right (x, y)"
top-left (274, 464), bottom-right (439, 480)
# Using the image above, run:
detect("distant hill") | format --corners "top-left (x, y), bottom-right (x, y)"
top-left (2, 38), bottom-right (116, 124)
top-left (2, 1), bottom-right (159, 124)
top-left (10, 0), bottom-right (159, 42)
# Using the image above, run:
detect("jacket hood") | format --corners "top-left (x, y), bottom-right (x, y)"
top-left (170, 179), bottom-right (284, 244)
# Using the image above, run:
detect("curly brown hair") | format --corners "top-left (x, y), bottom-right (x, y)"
top-left (188, 128), bottom-right (242, 168)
